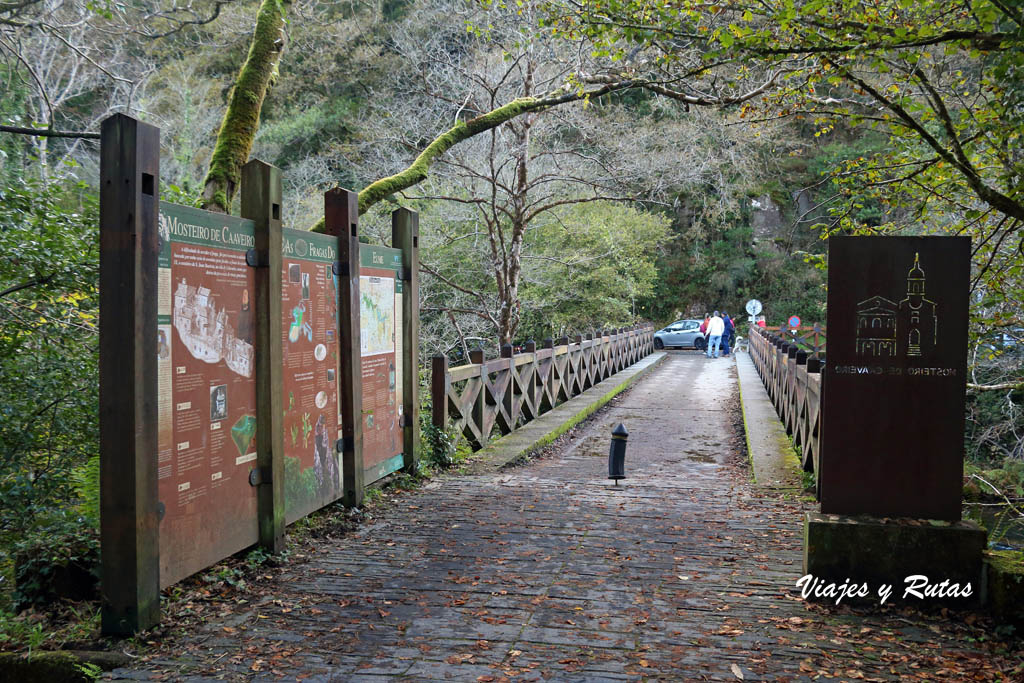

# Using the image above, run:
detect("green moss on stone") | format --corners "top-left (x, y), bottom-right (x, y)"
top-left (0, 650), bottom-right (128, 683)
top-left (988, 549), bottom-right (1024, 575)
top-left (986, 549), bottom-right (1024, 623)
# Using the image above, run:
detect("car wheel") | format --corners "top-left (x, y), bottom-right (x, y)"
top-left (695, 337), bottom-right (707, 351)
top-left (654, 337), bottom-right (664, 350)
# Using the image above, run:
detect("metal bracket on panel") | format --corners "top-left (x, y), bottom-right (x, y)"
top-left (332, 261), bottom-right (348, 276)
top-left (248, 466), bottom-right (272, 486)
top-left (246, 248), bottom-right (268, 268)
top-left (401, 266), bottom-right (412, 282)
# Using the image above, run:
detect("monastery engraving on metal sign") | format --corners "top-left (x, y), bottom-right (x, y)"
top-left (855, 253), bottom-right (938, 359)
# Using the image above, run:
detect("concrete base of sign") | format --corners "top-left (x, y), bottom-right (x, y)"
top-left (803, 512), bottom-right (986, 605)
top-left (986, 550), bottom-right (1024, 623)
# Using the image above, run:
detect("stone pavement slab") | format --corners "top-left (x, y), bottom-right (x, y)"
top-left (111, 351), bottom-right (1020, 681)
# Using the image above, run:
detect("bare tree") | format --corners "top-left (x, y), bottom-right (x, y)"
top-left (0, 0), bottom-right (235, 150)
top-left (348, 0), bottom-right (763, 349)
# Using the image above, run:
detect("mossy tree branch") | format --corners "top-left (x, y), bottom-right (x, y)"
top-left (310, 79), bottom-right (638, 230)
top-left (201, 0), bottom-right (287, 213)
top-left (967, 381), bottom-right (1024, 392)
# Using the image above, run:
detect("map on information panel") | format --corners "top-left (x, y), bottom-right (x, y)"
top-left (360, 275), bottom-right (395, 357)
top-left (359, 244), bottom-right (404, 485)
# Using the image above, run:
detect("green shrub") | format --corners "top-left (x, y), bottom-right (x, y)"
top-left (12, 518), bottom-right (99, 611)
top-left (420, 416), bottom-right (456, 468)
top-left (0, 174), bottom-right (100, 554)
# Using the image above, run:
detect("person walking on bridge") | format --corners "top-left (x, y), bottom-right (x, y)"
top-left (721, 311), bottom-right (734, 356)
top-left (706, 311), bottom-right (724, 358)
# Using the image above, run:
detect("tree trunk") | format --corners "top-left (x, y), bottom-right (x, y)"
top-left (200, 0), bottom-right (288, 213)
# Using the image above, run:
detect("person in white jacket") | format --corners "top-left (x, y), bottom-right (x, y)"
top-left (706, 311), bottom-right (725, 358)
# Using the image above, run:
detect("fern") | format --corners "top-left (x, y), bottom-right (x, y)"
top-left (72, 455), bottom-right (101, 529)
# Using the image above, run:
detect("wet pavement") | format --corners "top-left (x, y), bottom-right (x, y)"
top-left (112, 352), bottom-right (1020, 681)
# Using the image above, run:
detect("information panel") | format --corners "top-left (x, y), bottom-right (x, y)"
top-left (280, 228), bottom-right (343, 523)
top-left (156, 202), bottom-right (259, 587)
top-left (359, 244), bottom-right (404, 483)
top-left (820, 236), bottom-right (970, 521)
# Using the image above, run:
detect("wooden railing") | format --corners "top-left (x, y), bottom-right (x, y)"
top-left (747, 325), bottom-right (825, 478)
top-left (431, 326), bottom-right (655, 451)
top-left (771, 323), bottom-right (827, 358)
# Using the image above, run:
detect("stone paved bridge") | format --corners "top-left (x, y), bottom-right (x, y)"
top-left (112, 353), bottom-right (1016, 681)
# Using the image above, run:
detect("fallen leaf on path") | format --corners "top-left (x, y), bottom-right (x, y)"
top-left (731, 663), bottom-right (744, 679)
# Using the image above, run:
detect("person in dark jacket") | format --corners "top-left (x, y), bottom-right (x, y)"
top-left (721, 311), bottom-right (735, 356)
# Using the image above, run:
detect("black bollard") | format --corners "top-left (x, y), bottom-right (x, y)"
top-left (608, 423), bottom-right (628, 484)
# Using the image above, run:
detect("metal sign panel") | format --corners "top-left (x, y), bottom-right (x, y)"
top-left (820, 236), bottom-right (970, 521)
top-left (359, 244), bottom-right (405, 484)
top-left (280, 228), bottom-right (343, 524)
top-left (156, 202), bottom-right (260, 587)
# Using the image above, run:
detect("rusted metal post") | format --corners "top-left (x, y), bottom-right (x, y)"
top-left (324, 188), bottom-right (364, 508)
top-left (392, 208), bottom-right (420, 472)
top-left (99, 113), bottom-right (161, 635)
top-left (240, 160), bottom-right (285, 553)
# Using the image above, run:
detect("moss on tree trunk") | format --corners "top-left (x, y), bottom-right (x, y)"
top-left (308, 82), bottom-right (637, 230)
top-left (201, 0), bottom-right (287, 213)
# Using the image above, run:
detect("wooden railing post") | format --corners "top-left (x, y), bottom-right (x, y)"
top-left (586, 332), bottom-right (596, 388)
top-left (324, 188), bottom-right (363, 508)
top-left (611, 329), bottom-right (620, 371)
top-left (525, 340), bottom-right (538, 413)
top-left (431, 354), bottom-right (449, 430)
top-left (470, 348), bottom-right (486, 444)
top-left (501, 344), bottom-right (515, 429)
top-left (99, 113), bottom-right (161, 635)
top-left (240, 159), bottom-right (284, 554)
top-left (392, 208), bottom-right (420, 472)
top-left (555, 336), bottom-right (570, 402)
top-left (540, 338), bottom-right (555, 412)
top-left (572, 334), bottom-right (583, 396)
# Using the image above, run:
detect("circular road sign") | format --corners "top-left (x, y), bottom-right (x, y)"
top-left (745, 299), bottom-right (763, 316)
top-left (788, 315), bottom-right (801, 328)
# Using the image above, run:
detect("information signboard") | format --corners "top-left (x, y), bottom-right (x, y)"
top-left (280, 228), bottom-right (343, 523)
top-left (359, 244), bottom-right (405, 484)
top-left (820, 236), bottom-right (970, 521)
top-left (156, 202), bottom-right (260, 587)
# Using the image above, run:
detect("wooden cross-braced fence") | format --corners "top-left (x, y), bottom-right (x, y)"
top-left (771, 323), bottom-right (827, 358)
top-left (432, 326), bottom-right (654, 451)
top-left (747, 325), bottom-right (825, 483)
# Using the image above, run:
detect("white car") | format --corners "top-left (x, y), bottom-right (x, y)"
top-left (653, 319), bottom-right (707, 350)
